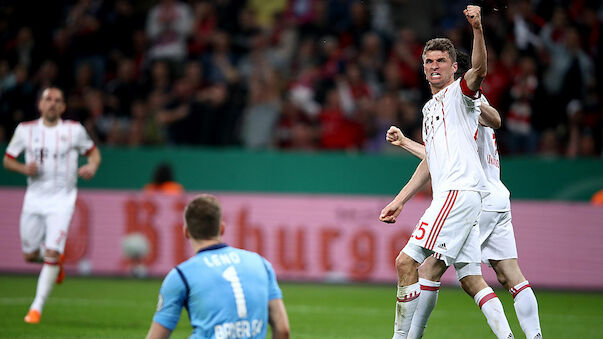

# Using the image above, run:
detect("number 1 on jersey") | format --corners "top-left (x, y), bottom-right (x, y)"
top-left (222, 266), bottom-right (248, 318)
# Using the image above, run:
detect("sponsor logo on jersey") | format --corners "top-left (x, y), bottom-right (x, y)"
top-left (214, 319), bottom-right (264, 339)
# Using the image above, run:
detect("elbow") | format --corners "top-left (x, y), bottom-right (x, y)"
top-left (275, 326), bottom-right (290, 339)
top-left (476, 67), bottom-right (487, 79)
top-left (493, 117), bottom-right (502, 129)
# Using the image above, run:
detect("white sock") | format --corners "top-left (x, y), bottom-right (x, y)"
top-left (393, 282), bottom-right (421, 339)
top-left (510, 281), bottom-right (542, 338)
top-left (30, 258), bottom-right (60, 313)
top-left (474, 287), bottom-right (514, 339)
top-left (408, 278), bottom-right (440, 339)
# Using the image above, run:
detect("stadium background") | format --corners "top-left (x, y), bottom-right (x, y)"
top-left (1, 0), bottom-right (602, 337)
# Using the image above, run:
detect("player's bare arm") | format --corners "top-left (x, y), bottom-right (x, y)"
top-left (3, 156), bottom-right (38, 177)
top-left (268, 299), bottom-right (291, 339)
top-left (379, 159), bottom-right (430, 224)
top-left (462, 5), bottom-right (487, 92)
top-left (145, 321), bottom-right (172, 339)
top-left (78, 147), bottom-right (101, 180)
top-left (478, 104), bottom-right (502, 129)
top-left (386, 126), bottom-right (426, 160)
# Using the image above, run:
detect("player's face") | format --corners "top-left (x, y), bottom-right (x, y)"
top-left (38, 88), bottom-right (66, 122)
top-left (423, 50), bottom-right (458, 90)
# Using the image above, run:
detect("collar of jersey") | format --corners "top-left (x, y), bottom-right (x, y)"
top-left (197, 243), bottom-right (228, 254)
top-left (39, 118), bottom-right (63, 128)
top-left (433, 78), bottom-right (458, 100)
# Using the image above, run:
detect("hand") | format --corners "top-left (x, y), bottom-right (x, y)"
top-left (464, 5), bottom-right (482, 29)
top-left (78, 164), bottom-right (97, 180)
top-left (379, 200), bottom-right (404, 224)
top-left (24, 162), bottom-right (38, 176)
top-left (385, 126), bottom-right (406, 147)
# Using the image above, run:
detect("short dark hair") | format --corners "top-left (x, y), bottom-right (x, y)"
top-left (422, 38), bottom-right (457, 63)
top-left (185, 194), bottom-right (222, 240)
top-left (152, 162), bottom-right (174, 185)
top-left (454, 49), bottom-right (471, 79)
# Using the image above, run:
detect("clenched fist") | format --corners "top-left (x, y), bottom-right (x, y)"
top-left (464, 5), bottom-right (482, 30)
top-left (386, 126), bottom-right (406, 147)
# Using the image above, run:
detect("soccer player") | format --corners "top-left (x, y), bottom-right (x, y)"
top-left (145, 194), bottom-right (290, 339)
top-left (3, 87), bottom-right (101, 324)
top-left (378, 6), bottom-right (514, 338)
top-left (383, 52), bottom-right (543, 339)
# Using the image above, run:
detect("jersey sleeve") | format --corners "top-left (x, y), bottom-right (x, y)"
top-left (153, 268), bottom-right (187, 330)
top-left (74, 124), bottom-right (95, 155)
top-left (5, 124), bottom-right (25, 159)
top-left (459, 77), bottom-right (480, 99)
top-left (455, 77), bottom-right (481, 115)
top-left (262, 258), bottom-right (283, 301)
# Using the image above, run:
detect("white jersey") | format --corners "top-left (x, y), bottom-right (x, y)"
top-left (5, 119), bottom-right (95, 213)
top-left (476, 97), bottom-right (511, 212)
top-left (422, 78), bottom-right (487, 194)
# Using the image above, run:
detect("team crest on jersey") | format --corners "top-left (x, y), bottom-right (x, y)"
top-left (156, 294), bottom-right (164, 311)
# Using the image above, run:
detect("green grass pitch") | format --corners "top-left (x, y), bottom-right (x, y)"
top-left (1, 275), bottom-right (602, 338)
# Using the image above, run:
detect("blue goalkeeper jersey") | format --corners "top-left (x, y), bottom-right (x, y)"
top-left (153, 243), bottom-right (282, 339)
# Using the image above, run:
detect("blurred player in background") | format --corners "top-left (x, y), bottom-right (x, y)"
top-left (146, 194), bottom-right (290, 339)
top-left (3, 87), bottom-right (101, 324)
top-left (383, 50), bottom-right (543, 338)
top-left (378, 6), bottom-right (515, 338)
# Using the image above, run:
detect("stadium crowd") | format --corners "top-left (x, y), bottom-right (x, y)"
top-left (0, 0), bottom-right (601, 156)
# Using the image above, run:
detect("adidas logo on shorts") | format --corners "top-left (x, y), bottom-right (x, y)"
top-left (437, 243), bottom-right (447, 250)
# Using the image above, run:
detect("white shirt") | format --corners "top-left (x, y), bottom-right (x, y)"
top-left (422, 78), bottom-right (487, 194)
top-left (477, 97), bottom-right (511, 212)
top-left (5, 119), bottom-right (95, 212)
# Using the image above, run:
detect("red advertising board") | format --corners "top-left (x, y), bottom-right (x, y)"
top-left (1, 189), bottom-right (601, 289)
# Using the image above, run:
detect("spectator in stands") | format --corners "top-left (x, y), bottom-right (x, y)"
top-left (240, 71), bottom-right (281, 149)
top-left (0, 0), bottom-right (600, 157)
top-left (318, 87), bottom-right (364, 150)
top-left (144, 162), bottom-right (184, 195)
top-left (146, 0), bottom-right (193, 63)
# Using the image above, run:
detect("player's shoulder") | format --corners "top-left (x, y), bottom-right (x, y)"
top-left (447, 78), bottom-right (463, 94)
top-left (227, 246), bottom-right (274, 270)
top-left (228, 246), bottom-right (265, 262)
top-left (62, 119), bottom-right (84, 127)
top-left (12, 119), bottom-right (38, 136)
top-left (17, 119), bottom-right (39, 128)
top-left (61, 119), bottom-right (88, 134)
top-left (21, 119), bottom-right (39, 125)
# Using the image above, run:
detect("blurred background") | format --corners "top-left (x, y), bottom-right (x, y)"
top-left (0, 0), bottom-right (602, 290)
top-left (0, 0), bottom-right (600, 155)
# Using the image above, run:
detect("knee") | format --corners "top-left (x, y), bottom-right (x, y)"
top-left (459, 275), bottom-right (487, 297)
top-left (45, 249), bottom-right (60, 259)
top-left (491, 259), bottom-right (525, 290)
top-left (23, 252), bottom-right (39, 262)
top-left (395, 252), bottom-right (417, 275)
top-left (418, 260), bottom-right (445, 282)
top-left (495, 270), bottom-right (509, 289)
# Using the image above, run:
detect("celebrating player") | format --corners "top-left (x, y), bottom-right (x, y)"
top-left (145, 194), bottom-right (290, 339)
top-left (3, 87), bottom-right (101, 324)
top-left (383, 50), bottom-right (543, 339)
top-left (378, 6), bottom-right (514, 338)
